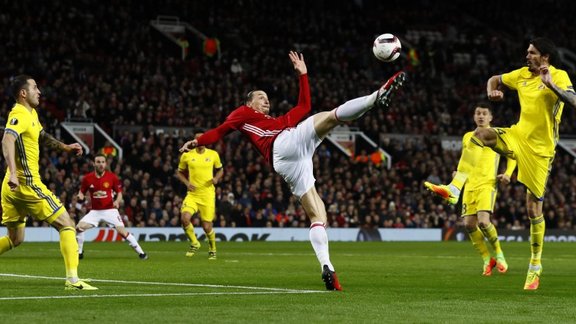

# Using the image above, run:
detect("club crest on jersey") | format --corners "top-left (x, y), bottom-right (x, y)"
top-left (10, 118), bottom-right (18, 125)
top-left (103, 182), bottom-right (110, 188)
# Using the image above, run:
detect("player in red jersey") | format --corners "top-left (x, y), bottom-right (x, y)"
top-left (180, 51), bottom-right (406, 291)
top-left (76, 154), bottom-right (147, 260)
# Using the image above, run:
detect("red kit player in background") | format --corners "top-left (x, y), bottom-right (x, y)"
top-left (76, 153), bottom-right (148, 260)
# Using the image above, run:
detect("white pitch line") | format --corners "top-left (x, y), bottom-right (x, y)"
top-left (0, 290), bottom-right (324, 301)
top-left (0, 273), bottom-right (327, 294)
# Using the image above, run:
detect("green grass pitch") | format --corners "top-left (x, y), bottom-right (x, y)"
top-left (1, 241), bottom-right (574, 323)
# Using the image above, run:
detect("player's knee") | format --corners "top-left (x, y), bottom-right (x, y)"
top-left (464, 223), bottom-right (477, 232)
top-left (477, 220), bottom-right (491, 229)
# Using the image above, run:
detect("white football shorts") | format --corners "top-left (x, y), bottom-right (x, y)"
top-left (79, 209), bottom-right (125, 227)
top-left (272, 116), bottom-right (322, 198)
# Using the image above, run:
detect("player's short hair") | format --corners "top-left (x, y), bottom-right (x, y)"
top-left (245, 90), bottom-right (256, 104)
top-left (10, 75), bottom-right (33, 100)
top-left (245, 90), bottom-right (265, 105)
top-left (94, 153), bottom-right (107, 161)
top-left (475, 102), bottom-right (492, 113)
top-left (530, 37), bottom-right (558, 66)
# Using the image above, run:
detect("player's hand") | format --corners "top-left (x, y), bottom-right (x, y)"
top-left (289, 51), bottom-right (307, 75)
top-left (67, 143), bottom-right (83, 156)
top-left (539, 65), bottom-right (553, 88)
top-left (77, 192), bottom-right (85, 201)
top-left (497, 173), bottom-right (511, 185)
top-left (113, 200), bottom-right (120, 209)
top-left (179, 139), bottom-right (198, 153)
top-left (187, 183), bottom-right (196, 192)
top-left (212, 178), bottom-right (219, 185)
top-left (8, 173), bottom-right (19, 191)
top-left (487, 90), bottom-right (504, 101)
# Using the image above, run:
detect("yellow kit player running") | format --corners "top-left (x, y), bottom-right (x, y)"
top-left (176, 132), bottom-right (223, 260)
top-left (426, 38), bottom-right (575, 290)
top-left (1, 75), bottom-right (97, 290)
top-left (425, 105), bottom-right (516, 276)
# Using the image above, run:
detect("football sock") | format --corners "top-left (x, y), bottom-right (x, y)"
top-left (450, 135), bottom-right (485, 191)
top-left (529, 215), bottom-right (545, 267)
top-left (207, 229), bottom-right (216, 251)
top-left (480, 223), bottom-right (502, 255)
top-left (334, 92), bottom-right (378, 121)
top-left (60, 226), bottom-right (79, 281)
top-left (0, 236), bottom-right (14, 255)
top-left (123, 232), bottom-right (144, 254)
top-left (76, 231), bottom-right (85, 254)
top-left (467, 226), bottom-right (490, 261)
top-left (184, 224), bottom-right (200, 245)
top-left (309, 222), bottom-right (334, 271)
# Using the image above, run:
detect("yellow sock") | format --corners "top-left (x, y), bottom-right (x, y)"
top-left (451, 136), bottom-right (484, 190)
top-left (184, 224), bottom-right (199, 245)
top-left (0, 236), bottom-right (14, 255)
top-left (480, 223), bottom-right (502, 255)
top-left (450, 172), bottom-right (468, 191)
top-left (530, 215), bottom-right (545, 267)
top-left (468, 226), bottom-right (490, 261)
top-left (207, 229), bottom-right (216, 251)
top-left (59, 227), bottom-right (79, 279)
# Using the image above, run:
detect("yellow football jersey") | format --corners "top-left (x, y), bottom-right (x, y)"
top-left (462, 131), bottom-right (500, 190)
top-left (178, 148), bottom-right (222, 195)
top-left (3, 103), bottom-right (43, 185)
top-left (501, 65), bottom-right (574, 157)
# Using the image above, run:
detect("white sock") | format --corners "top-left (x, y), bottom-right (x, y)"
top-left (309, 222), bottom-right (334, 271)
top-left (76, 231), bottom-right (85, 254)
top-left (448, 184), bottom-right (461, 197)
top-left (529, 264), bottom-right (541, 271)
top-left (334, 92), bottom-right (378, 121)
top-left (124, 233), bottom-right (144, 254)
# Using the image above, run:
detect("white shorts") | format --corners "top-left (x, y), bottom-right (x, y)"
top-left (79, 209), bottom-right (125, 227)
top-left (273, 117), bottom-right (322, 198)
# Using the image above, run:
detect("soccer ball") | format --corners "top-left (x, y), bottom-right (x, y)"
top-left (372, 33), bottom-right (401, 62)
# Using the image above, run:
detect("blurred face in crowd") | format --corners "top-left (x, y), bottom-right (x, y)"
top-left (474, 107), bottom-right (492, 128)
top-left (525, 44), bottom-right (547, 73)
top-left (246, 90), bottom-right (270, 115)
top-left (20, 79), bottom-right (41, 108)
top-left (94, 155), bottom-right (107, 175)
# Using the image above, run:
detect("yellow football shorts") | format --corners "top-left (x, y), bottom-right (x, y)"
top-left (1, 180), bottom-right (65, 226)
top-left (181, 193), bottom-right (216, 222)
top-left (461, 186), bottom-right (497, 217)
top-left (493, 126), bottom-right (553, 199)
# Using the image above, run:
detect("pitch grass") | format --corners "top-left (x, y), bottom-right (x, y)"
top-left (0, 241), bottom-right (575, 323)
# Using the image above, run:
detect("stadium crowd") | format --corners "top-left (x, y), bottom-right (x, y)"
top-left (1, 0), bottom-right (576, 231)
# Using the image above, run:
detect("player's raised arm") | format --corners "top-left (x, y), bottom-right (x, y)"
top-left (487, 75), bottom-right (504, 102)
top-left (539, 66), bottom-right (576, 109)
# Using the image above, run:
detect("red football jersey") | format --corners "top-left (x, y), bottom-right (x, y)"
top-left (196, 74), bottom-right (311, 165)
top-left (80, 171), bottom-right (122, 210)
